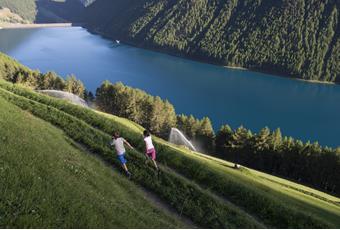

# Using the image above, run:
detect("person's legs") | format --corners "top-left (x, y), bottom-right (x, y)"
top-left (150, 149), bottom-right (158, 170)
top-left (122, 163), bottom-right (128, 172)
top-left (152, 159), bottom-right (159, 170)
top-left (118, 154), bottom-right (131, 177)
top-left (145, 151), bottom-right (152, 162)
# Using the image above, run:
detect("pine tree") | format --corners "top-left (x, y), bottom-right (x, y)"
top-left (270, 128), bottom-right (283, 151)
top-left (64, 74), bottom-right (85, 97)
top-left (161, 100), bottom-right (177, 137)
top-left (215, 124), bottom-right (233, 156)
top-left (255, 127), bottom-right (271, 152)
top-left (229, 126), bottom-right (252, 150)
top-left (229, 126), bottom-right (253, 167)
top-left (148, 96), bottom-right (166, 135)
top-left (196, 117), bottom-right (215, 152)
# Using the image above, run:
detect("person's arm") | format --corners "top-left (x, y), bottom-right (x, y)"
top-left (144, 139), bottom-right (148, 154)
top-left (123, 139), bottom-right (134, 150)
top-left (110, 138), bottom-right (115, 146)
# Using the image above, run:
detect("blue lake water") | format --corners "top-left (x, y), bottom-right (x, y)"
top-left (0, 27), bottom-right (339, 147)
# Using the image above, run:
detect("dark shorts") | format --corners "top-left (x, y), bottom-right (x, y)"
top-left (146, 148), bottom-right (156, 160)
top-left (117, 153), bottom-right (127, 165)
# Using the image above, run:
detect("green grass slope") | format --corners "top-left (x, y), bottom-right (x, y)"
top-left (0, 97), bottom-right (187, 228)
top-left (0, 80), bottom-right (339, 228)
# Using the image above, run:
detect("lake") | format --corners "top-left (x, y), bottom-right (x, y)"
top-left (1, 27), bottom-right (339, 148)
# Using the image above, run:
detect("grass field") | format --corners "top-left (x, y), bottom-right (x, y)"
top-left (0, 97), bottom-right (187, 228)
top-left (0, 80), bottom-right (340, 228)
top-left (99, 105), bottom-right (340, 228)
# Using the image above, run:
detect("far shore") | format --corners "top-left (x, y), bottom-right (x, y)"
top-left (296, 78), bottom-right (335, 85)
top-left (224, 65), bottom-right (248, 71)
top-left (1, 23), bottom-right (338, 87)
top-left (0, 23), bottom-right (75, 29)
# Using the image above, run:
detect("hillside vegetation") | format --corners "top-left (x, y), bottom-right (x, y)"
top-left (0, 0), bottom-right (340, 83)
top-left (83, 0), bottom-right (339, 82)
top-left (0, 79), bottom-right (340, 228)
top-left (0, 7), bottom-right (28, 25)
top-left (1, 0), bottom-right (338, 82)
top-left (0, 0), bottom-right (37, 22)
top-left (0, 96), bottom-right (186, 228)
top-left (1, 50), bottom-right (340, 197)
top-left (0, 52), bottom-right (85, 97)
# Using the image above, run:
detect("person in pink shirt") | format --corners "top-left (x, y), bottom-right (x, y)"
top-left (143, 130), bottom-right (159, 171)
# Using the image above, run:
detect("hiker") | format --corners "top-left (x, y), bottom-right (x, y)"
top-left (143, 130), bottom-right (159, 171)
top-left (111, 131), bottom-right (134, 178)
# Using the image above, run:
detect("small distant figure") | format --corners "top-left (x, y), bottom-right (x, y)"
top-left (111, 131), bottom-right (134, 178)
top-left (143, 130), bottom-right (159, 171)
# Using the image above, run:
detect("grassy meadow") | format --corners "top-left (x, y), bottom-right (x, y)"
top-left (0, 96), bottom-right (187, 228)
top-left (0, 80), bottom-right (340, 228)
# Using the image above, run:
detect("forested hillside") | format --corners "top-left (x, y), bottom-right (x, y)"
top-left (83, 0), bottom-right (339, 82)
top-left (0, 0), bottom-right (37, 21)
top-left (0, 0), bottom-right (85, 23)
top-left (2, 0), bottom-right (337, 82)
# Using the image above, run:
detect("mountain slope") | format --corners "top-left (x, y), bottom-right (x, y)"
top-left (0, 7), bottom-right (28, 24)
top-left (1, 0), bottom-right (337, 82)
top-left (1, 79), bottom-right (339, 228)
top-left (0, 97), bottom-right (187, 228)
top-left (83, 0), bottom-right (339, 83)
top-left (0, 53), bottom-right (340, 228)
top-left (0, 0), bottom-right (37, 22)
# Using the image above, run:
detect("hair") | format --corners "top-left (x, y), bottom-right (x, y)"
top-left (113, 131), bottom-right (120, 139)
top-left (143, 130), bottom-right (150, 137)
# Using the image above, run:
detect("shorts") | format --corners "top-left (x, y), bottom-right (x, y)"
top-left (117, 153), bottom-right (127, 165)
top-left (146, 148), bottom-right (156, 160)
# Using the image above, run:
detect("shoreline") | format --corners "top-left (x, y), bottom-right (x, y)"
top-left (296, 78), bottom-right (335, 85)
top-left (1, 24), bottom-right (337, 87)
top-left (87, 28), bottom-right (338, 87)
top-left (223, 65), bottom-right (248, 71)
top-left (0, 23), bottom-right (74, 29)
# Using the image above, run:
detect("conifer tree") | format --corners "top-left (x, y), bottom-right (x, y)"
top-left (255, 127), bottom-right (271, 152)
top-left (64, 74), bottom-right (85, 97)
top-left (215, 124), bottom-right (233, 156)
top-left (196, 117), bottom-right (215, 152)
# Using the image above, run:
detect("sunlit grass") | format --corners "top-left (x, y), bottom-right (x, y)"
top-left (97, 103), bottom-right (340, 227)
top-left (0, 97), bottom-right (187, 228)
top-left (1, 80), bottom-right (339, 228)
